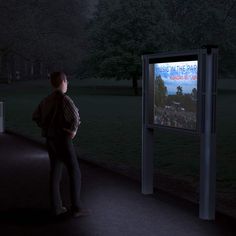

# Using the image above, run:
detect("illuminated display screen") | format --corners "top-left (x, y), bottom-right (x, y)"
top-left (153, 60), bottom-right (198, 130)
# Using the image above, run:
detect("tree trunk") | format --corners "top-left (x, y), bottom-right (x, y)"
top-left (132, 77), bottom-right (138, 96)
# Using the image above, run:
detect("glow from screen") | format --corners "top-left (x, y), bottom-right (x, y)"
top-left (154, 60), bottom-right (198, 130)
top-left (155, 61), bottom-right (198, 95)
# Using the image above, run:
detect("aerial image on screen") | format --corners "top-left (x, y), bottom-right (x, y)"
top-left (154, 60), bottom-right (198, 130)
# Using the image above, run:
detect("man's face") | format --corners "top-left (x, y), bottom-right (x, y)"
top-left (62, 75), bottom-right (68, 93)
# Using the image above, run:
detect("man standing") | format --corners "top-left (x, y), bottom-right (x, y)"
top-left (32, 72), bottom-right (88, 217)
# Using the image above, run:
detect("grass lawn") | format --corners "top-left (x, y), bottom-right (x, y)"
top-left (0, 79), bottom-right (236, 195)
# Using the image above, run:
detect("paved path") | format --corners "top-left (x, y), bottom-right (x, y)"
top-left (0, 133), bottom-right (235, 236)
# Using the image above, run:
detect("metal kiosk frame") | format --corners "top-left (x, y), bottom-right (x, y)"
top-left (142, 46), bottom-right (218, 220)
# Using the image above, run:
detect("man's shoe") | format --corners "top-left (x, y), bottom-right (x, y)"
top-left (72, 208), bottom-right (91, 218)
top-left (53, 206), bottom-right (68, 216)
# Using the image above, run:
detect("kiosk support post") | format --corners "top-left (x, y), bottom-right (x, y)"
top-left (199, 47), bottom-right (217, 220)
top-left (142, 126), bottom-right (154, 194)
top-left (142, 56), bottom-right (154, 194)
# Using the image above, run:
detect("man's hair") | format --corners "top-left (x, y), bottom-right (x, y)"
top-left (50, 72), bottom-right (66, 88)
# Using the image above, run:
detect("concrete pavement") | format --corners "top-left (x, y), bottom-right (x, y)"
top-left (0, 133), bottom-right (235, 236)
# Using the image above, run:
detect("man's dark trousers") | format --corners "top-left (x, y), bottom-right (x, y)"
top-left (46, 136), bottom-right (81, 211)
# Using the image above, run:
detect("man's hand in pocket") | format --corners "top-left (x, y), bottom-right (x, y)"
top-left (63, 128), bottom-right (76, 139)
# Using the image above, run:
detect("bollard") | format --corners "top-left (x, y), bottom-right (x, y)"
top-left (0, 102), bottom-right (4, 133)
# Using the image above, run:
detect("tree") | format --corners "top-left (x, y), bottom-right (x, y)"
top-left (163, 0), bottom-right (236, 77)
top-left (83, 0), bottom-right (167, 95)
top-left (155, 75), bottom-right (167, 107)
top-left (191, 88), bottom-right (197, 100)
top-left (82, 0), bottom-right (236, 88)
top-left (0, 0), bottom-right (88, 73)
top-left (176, 86), bottom-right (183, 96)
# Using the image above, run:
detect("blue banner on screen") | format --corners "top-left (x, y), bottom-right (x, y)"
top-left (154, 61), bottom-right (198, 130)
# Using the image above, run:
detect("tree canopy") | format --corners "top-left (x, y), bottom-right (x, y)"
top-left (162, 0), bottom-right (236, 76)
top-left (82, 0), bottom-right (236, 87)
top-left (81, 0), bottom-right (169, 94)
top-left (0, 0), bottom-right (88, 72)
top-left (176, 86), bottom-right (183, 96)
top-left (155, 75), bottom-right (167, 107)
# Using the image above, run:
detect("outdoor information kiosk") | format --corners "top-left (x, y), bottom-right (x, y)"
top-left (142, 46), bottom-right (218, 220)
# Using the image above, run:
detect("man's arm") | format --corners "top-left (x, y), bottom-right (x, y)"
top-left (63, 95), bottom-right (81, 138)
